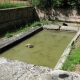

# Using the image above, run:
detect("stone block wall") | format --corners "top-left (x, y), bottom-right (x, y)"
top-left (0, 7), bottom-right (39, 34)
top-left (1, 7), bottom-right (80, 34)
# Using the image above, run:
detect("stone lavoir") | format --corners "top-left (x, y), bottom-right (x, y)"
top-left (0, 25), bottom-right (76, 68)
top-left (0, 25), bottom-right (80, 80)
top-left (0, 6), bottom-right (80, 79)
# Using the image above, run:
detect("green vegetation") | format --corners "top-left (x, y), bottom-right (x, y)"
top-left (5, 21), bottom-right (40, 38)
top-left (40, 20), bottom-right (58, 25)
top-left (61, 44), bottom-right (80, 71)
top-left (5, 32), bottom-right (12, 38)
top-left (4, 20), bottom-right (58, 38)
top-left (0, 3), bottom-right (26, 9)
top-left (29, 0), bottom-right (61, 8)
top-left (29, 0), bottom-right (80, 9)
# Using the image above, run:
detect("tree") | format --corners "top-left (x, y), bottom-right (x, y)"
top-left (29, 0), bottom-right (80, 9)
top-left (29, 0), bottom-right (53, 8)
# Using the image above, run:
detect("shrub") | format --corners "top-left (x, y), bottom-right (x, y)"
top-left (29, 0), bottom-right (54, 8)
top-left (0, 3), bottom-right (26, 9)
top-left (5, 32), bottom-right (12, 38)
top-left (29, 0), bottom-right (80, 9)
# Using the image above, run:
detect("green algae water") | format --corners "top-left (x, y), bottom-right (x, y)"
top-left (0, 30), bottom-right (75, 68)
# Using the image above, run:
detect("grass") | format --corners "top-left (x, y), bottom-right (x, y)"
top-left (0, 3), bottom-right (26, 9)
top-left (5, 21), bottom-right (40, 38)
top-left (61, 43), bottom-right (80, 71)
top-left (5, 32), bottom-right (13, 38)
top-left (4, 20), bottom-right (58, 38)
top-left (40, 20), bottom-right (58, 25)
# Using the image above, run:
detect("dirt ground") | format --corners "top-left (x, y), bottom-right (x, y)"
top-left (74, 64), bottom-right (80, 74)
top-left (75, 36), bottom-right (80, 47)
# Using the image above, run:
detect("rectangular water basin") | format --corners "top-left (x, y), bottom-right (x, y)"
top-left (0, 29), bottom-right (76, 68)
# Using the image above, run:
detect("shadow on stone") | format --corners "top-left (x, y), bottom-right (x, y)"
top-left (59, 74), bottom-right (69, 78)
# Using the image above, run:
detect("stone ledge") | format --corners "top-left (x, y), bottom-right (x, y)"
top-left (0, 57), bottom-right (80, 80)
top-left (60, 26), bottom-right (79, 31)
top-left (43, 24), bottom-right (59, 30)
top-left (43, 24), bottom-right (79, 32)
top-left (43, 24), bottom-right (80, 70)
top-left (0, 26), bottom-right (43, 51)
top-left (54, 30), bottom-right (80, 70)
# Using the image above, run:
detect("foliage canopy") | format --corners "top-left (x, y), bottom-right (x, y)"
top-left (29, 0), bottom-right (80, 9)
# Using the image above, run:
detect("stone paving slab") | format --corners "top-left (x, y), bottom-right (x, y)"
top-left (43, 24), bottom-right (79, 31)
top-left (0, 57), bottom-right (80, 80)
top-left (43, 24), bottom-right (59, 30)
top-left (60, 26), bottom-right (79, 31)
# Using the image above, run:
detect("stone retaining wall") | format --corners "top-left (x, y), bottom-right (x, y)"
top-left (0, 6), bottom-right (39, 34)
top-left (36, 8), bottom-right (80, 24)
top-left (1, 7), bottom-right (80, 35)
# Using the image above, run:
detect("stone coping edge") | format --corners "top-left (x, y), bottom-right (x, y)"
top-left (54, 30), bottom-right (80, 70)
top-left (0, 57), bottom-right (80, 80)
top-left (43, 24), bottom-right (79, 32)
top-left (43, 24), bottom-right (80, 70)
top-left (0, 26), bottom-right (43, 51)
top-left (0, 6), bottom-right (32, 11)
